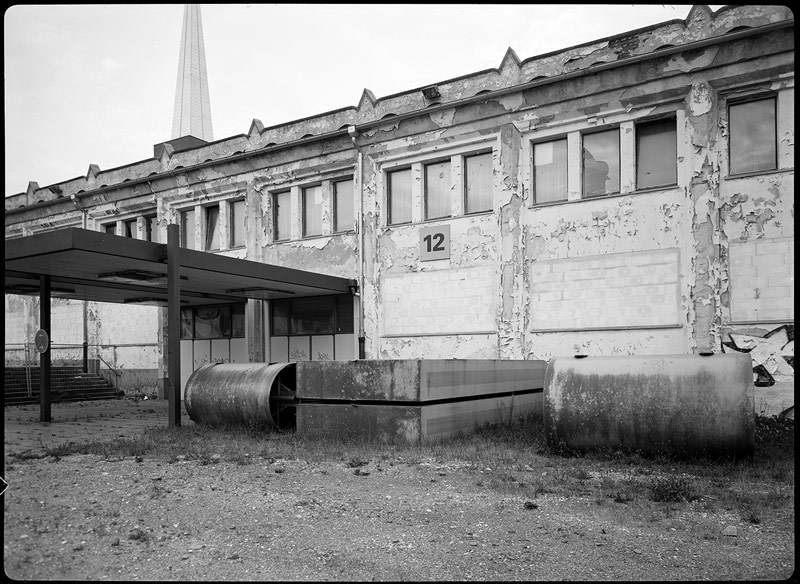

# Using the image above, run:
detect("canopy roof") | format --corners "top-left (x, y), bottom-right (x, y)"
top-left (5, 228), bottom-right (355, 307)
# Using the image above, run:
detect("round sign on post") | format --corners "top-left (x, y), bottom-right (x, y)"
top-left (34, 329), bottom-right (50, 354)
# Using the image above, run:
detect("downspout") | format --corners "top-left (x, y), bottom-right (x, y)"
top-left (348, 125), bottom-right (366, 359)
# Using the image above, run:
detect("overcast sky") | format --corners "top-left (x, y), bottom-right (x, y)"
top-left (4, 4), bottom-right (726, 198)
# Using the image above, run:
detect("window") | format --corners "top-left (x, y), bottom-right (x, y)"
top-left (123, 218), bottom-right (137, 239)
top-left (181, 209), bottom-right (195, 249)
top-left (583, 129), bottom-right (620, 197)
top-left (424, 160), bottom-right (451, 219)
top-left (104, 223), bottom-right (116, 236)
top-left (180, 303), bottom-right (245, 340)
top-left (333, 179), bottom-right (354, 232)
top-left (144, 214), bottom-right (159, 243)
top-left (272, 191), bottom-right (290, 241)
top-left (388, 168), bottom-right (412, 225)
top-left (229, 199), bottom-right (246, 248)
top-left (729, 97), bottom-right (777, 175)
top-left (464, 152), bottom-right (492, 213)
top-left (302, 185), bottom-right (322, 237)
top-left (533, 139), bottom-right (568, 204)
top-left (636, 118), bottom-right (677, 189)
top-left (205, 205), bottom-right (220, 250)
top-left (270, 295), bottom-right (354, 336)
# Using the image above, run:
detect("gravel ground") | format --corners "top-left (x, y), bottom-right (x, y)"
top-left (3, 450), bottom-right (795, 581)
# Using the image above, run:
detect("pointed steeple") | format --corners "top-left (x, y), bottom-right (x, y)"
top-left (171, 4), bottom-right (213, 141)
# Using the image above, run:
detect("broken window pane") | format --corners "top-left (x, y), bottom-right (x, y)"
top-left (181, 308), bottom-right (193, 339)
top-left (425, 160), bottom-right (451, 219)
top-left (465, 152), bottom-right (492, 213)
top-left (583, 129), bottom-right (619, 197)
top-left (388, 168), bottom-right (412, 225)
top-left (534, 139), bottom-right (568, 204)
top-left (636, 118), bottom-right (677, 189)
top-left (205, 204), bottom-right (220, 250)
top-left (144, 214), bottom-right (159, 243)
top-left (124, 218), bottom-right (137, 239)
top-left (729, 98), bottom-right (777, 175)
top-left (194, 306), bottom-right (229, 339)
top-left (303, 185), bottom-right (322, 237)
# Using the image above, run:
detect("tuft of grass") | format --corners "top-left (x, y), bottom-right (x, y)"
top-left (649, 474), bottom-right (695, 503)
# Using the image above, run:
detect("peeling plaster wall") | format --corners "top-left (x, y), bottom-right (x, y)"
top-left (4, 6), bottom-right (793, 406)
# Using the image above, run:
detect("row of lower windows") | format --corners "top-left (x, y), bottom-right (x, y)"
top-left (181, 303), bottom-right (246, 340)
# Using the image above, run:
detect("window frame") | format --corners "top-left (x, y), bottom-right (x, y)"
top-left (143, 214), bottom-right (159, 243)
top-left (581, 127), bottom-right (621, 198)
top-left (181, 302), bottom-right (246, 340)
top-left (635, 116), bottom-right (678, 190)
top-left (204, 203), bottom-right (221, 251)
top-left (333, 178), bottom-right (355, 233)
top-left (270, 294), bottom-right (354, 337)
top-left (532, 137), bottom-right (569, 205)
top-left (272, 190), bottom-right (291, 242)
top-left (387, 167), bottom-right (413, 226)
top-left (463, 151), bottom-right (493, 214)
top-left (727, 95), bottom-right (778, 177)
top-left (180, 208), bottom-right (196, 249)
top-left (301, 184), bottom-right (323, 238)
top-left (423, 158), bottom-right (452, 220)
top-left (229, 199), bottom-right (246, 248)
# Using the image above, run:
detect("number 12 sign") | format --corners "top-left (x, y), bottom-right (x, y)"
top-left (419, 224), bottom-right (450, 261)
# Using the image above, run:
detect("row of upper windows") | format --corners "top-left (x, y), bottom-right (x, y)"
top-left (99, 96), bottom-right (781, 245)
top-left (384, 95), bottom-right (779, 220)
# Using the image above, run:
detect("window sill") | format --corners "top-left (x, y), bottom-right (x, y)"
top-left (725, 167), bottom-right (790, 180)
top-left (530, 187), bottom-right (680, 208)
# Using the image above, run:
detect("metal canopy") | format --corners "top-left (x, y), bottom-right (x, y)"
top-left (5, 228), bottom-right (355, 306)
top-left (5, 227), bottom-right (356, 427)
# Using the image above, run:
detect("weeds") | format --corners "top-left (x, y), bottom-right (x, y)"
top-left (13, 412), bottom-right (792, 524)
top-left (649, 474), bottom-right (695, 502)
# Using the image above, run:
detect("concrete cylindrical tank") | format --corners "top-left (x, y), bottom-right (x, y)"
top-left (184, 362), bottom-right (296, 430)
top-left (543, 353), bottom-right (754, 458)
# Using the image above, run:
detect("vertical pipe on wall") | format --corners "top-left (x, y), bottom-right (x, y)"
top-left (348, 125), bottom-right (367, 359)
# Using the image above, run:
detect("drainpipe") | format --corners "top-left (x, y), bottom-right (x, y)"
top-left (348, 125), bottom-right (366, 359)
top-left (72, 194), bottom-right (90, 372)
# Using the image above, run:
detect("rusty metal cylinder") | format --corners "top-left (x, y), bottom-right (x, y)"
top-left (543, 353), bottom-right (754, 458)
top-left (184, 362), bottom-right (296, 430)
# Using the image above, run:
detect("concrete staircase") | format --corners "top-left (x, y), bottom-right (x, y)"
top-left (4, 366), bottom-right (121, 406)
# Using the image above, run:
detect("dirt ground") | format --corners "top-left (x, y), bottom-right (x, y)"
top-left (2, 401), bottom-right (795, 581)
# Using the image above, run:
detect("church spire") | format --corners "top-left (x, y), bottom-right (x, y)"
top-left (171, 4), bottom-right (213, 141)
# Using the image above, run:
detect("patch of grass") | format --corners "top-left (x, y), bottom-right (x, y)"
top-left (649, 474), bottom-right (695, 503)
top-left (18, 412), bottom-right (792, 524)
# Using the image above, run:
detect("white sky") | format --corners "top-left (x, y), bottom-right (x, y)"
top-left (4, 4), bottom-right (725, 198)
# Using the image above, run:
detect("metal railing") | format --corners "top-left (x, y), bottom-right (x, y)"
top-left (5, 342), bottom-right (158, 395)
